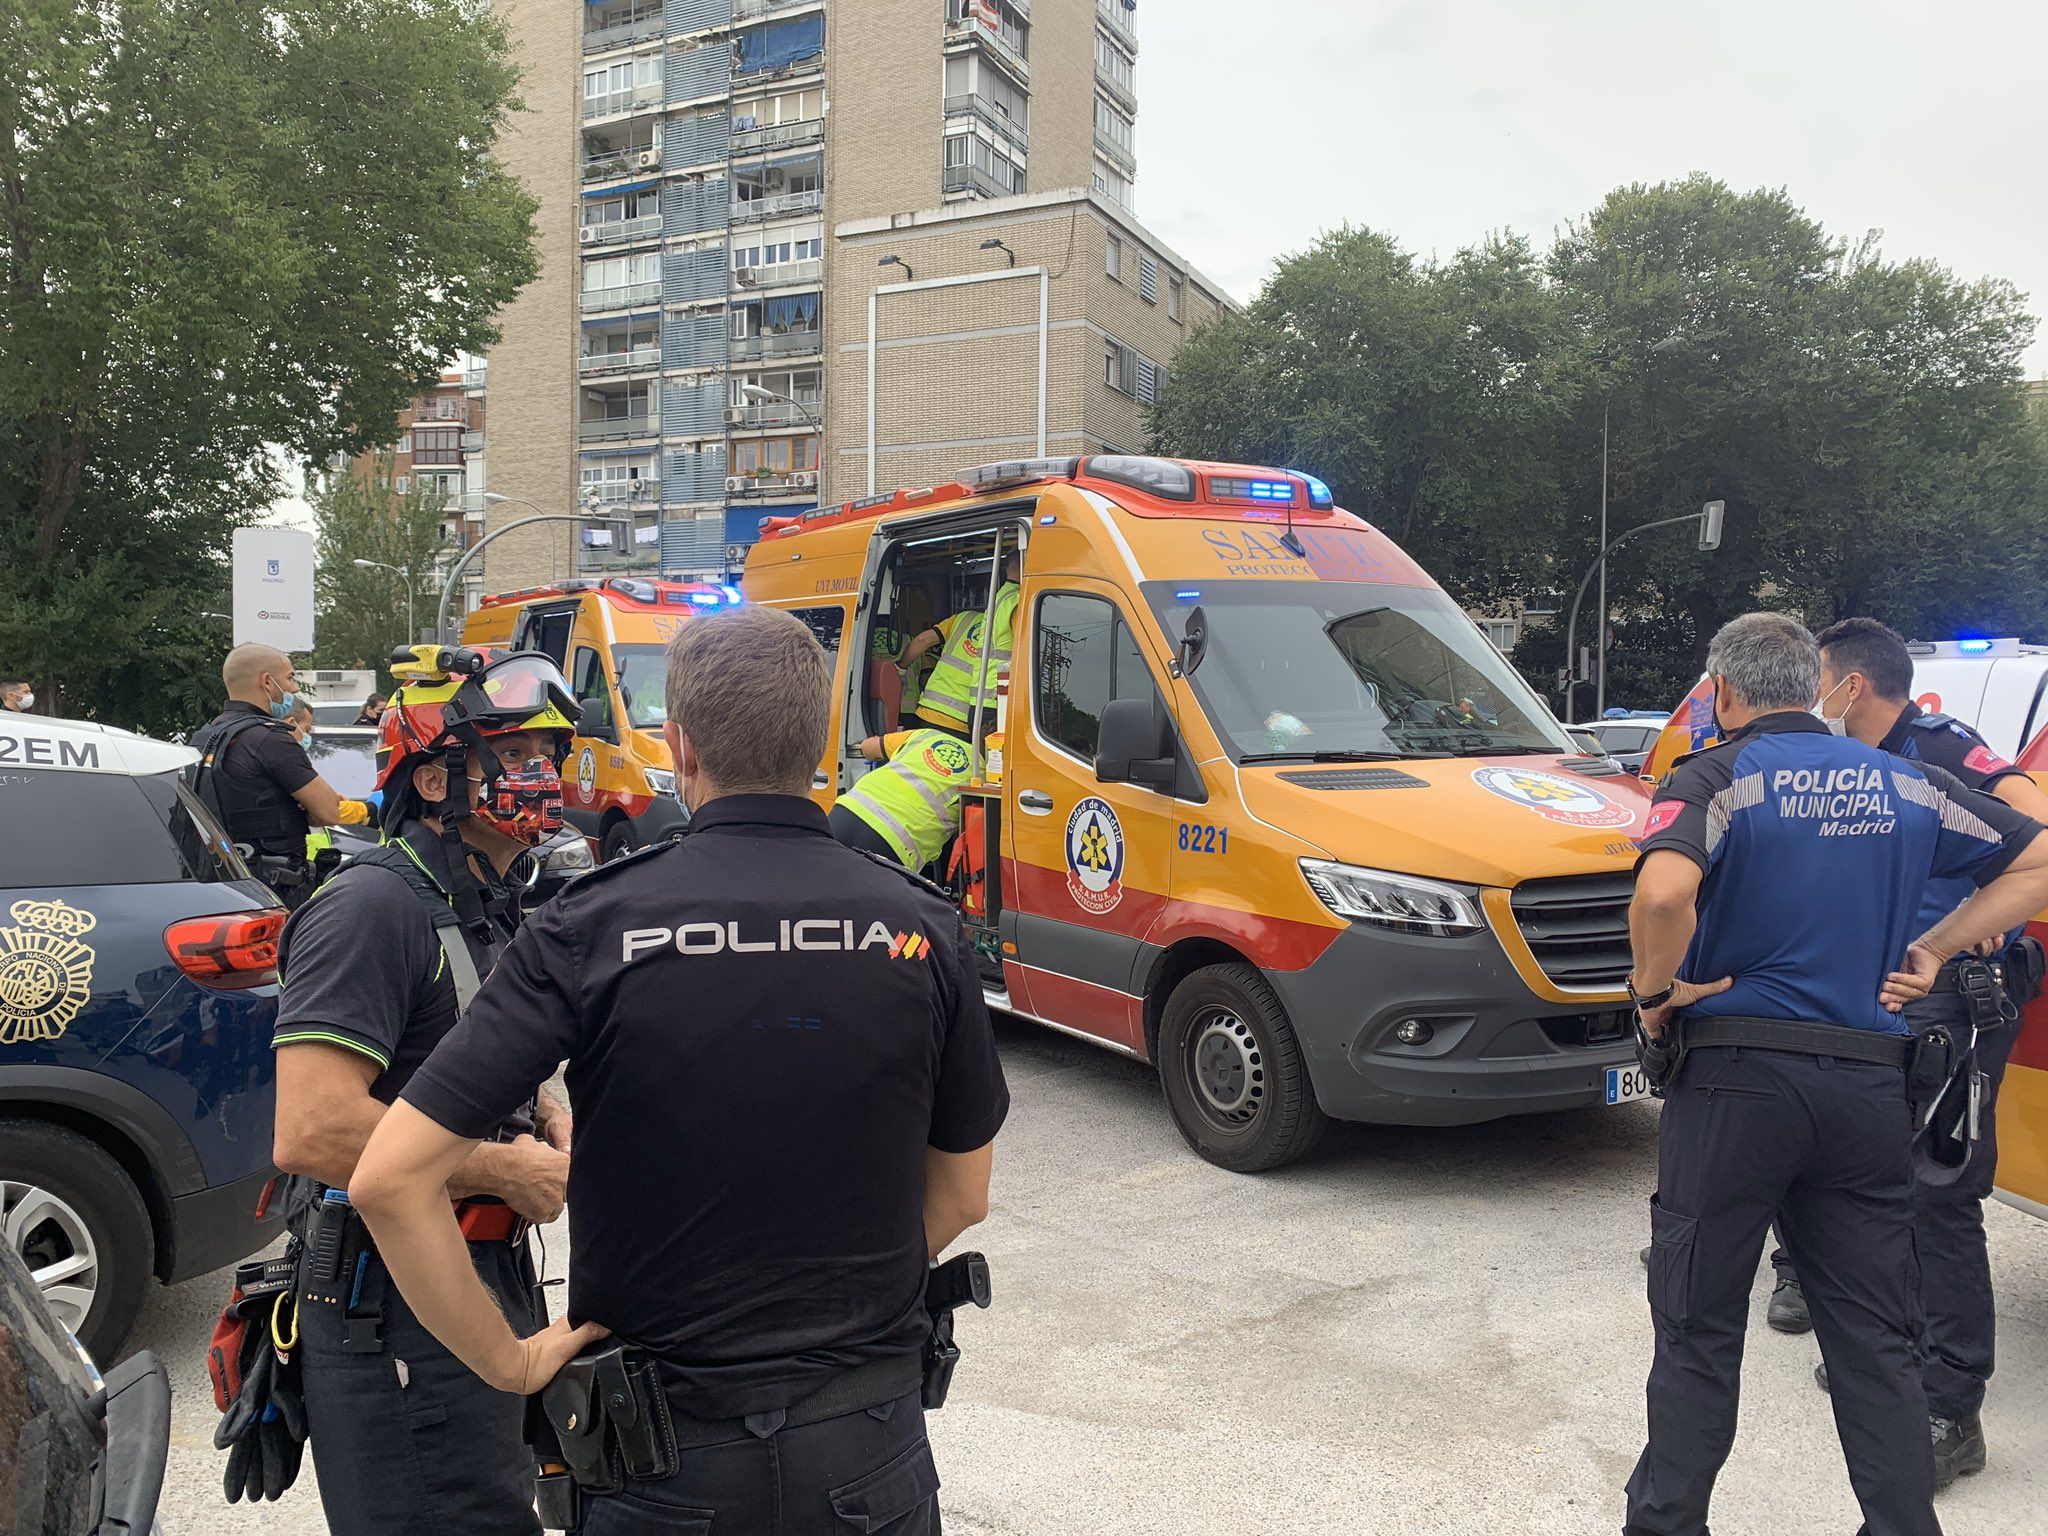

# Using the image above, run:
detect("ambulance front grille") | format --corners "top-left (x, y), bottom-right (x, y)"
top-left (1509, 872), bottom-right (1635, 991)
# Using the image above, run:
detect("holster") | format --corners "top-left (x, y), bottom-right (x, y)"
top-left (1633, 1017), bottom-right (1685, 1094)
top-left (921, 1251), bottom-right (992, 1411)
top-left (2003, 935), bottom-right (2046, 1007)
top-left (532, 1343), bottom-right (675, 1526)
top-left (1955, 956), bottom-right (2017, 1035)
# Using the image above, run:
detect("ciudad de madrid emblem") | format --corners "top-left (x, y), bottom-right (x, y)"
top-left (0, 899), bottom-right (99, 1046)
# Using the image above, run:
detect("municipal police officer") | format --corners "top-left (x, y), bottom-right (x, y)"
top-left (350, 604), bottom-right (1008, 1535)
top-left (1623, 613), bottom-right (2048, 1536)
top-left (1793, 617), bottom-right (2048, 1483)
top-left (187, 645), bottom-right (353, 907)
top-left (831, 725), bottom-right (976, 870)
top-left (264, 648), bottom-right (580, 1533)
top-left (900, 545), bottom-right (1019, 734)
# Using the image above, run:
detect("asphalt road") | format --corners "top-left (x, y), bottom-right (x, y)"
top-left (137, 1016), bottom-right (2048, 1534)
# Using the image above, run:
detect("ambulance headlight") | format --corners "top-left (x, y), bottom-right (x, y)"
top-left (644, 767), bottom-right (675, 795)
top-left (1299, 860), bottom-right (1485, 937)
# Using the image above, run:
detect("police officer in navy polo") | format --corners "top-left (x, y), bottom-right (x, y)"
top-left (350, 603), bottom-right (1008, 1535)
top-left (1623, 612), bottom-right (2048, 1536)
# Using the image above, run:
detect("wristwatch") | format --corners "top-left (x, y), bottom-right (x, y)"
top-left (1626, 976), bottom-right (1676, 1012)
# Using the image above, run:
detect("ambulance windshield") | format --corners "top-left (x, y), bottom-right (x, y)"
top-left (612, 645), bottom-right (669, 730)
top-left (1143, 582), bottom-right (1572, 761)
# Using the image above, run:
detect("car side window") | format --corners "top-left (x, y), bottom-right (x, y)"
top-left (571, 646), bottom-right (613, 734)
top-left (1035, 592), bottom-right (1159, 762)
top-left (788, 605), bottom-right (845, 675)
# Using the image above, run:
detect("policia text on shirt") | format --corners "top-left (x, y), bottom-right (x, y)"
top-left (351, 605), bottom-right (1006, 1536)
top-left (1622, 613), bottom-right (2048, 1536)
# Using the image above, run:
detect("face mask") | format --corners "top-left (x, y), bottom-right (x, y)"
top-left (470, 757), bottom-right (565, 845)
top-left (268, 679), bottom-right (300, 721)
top-left (12, 692), bottom-right (31, 710)
top-left (1814, 678), bottom-right (1851, 737)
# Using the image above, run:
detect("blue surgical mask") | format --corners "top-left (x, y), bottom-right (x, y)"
top-left (268, 680), bottom-right (300, 721)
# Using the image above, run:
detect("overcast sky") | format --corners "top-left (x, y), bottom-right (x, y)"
top-left (1136, 0), bottom-right (2048, 378)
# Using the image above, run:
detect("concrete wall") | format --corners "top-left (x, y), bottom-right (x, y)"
top-left (481, 0), bottom-right (579, 595)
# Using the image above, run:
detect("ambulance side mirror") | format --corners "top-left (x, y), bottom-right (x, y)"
top-left (1096, 698), bottom-right (1176, 791)
top-left (576, 698), bottom-right (614, 741)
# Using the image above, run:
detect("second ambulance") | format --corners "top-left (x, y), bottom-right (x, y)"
top-left (745, 455), bottom-right (1656, 1171)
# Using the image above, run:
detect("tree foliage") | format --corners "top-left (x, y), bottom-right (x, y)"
top-left (0, 0), bottom-right (535, 728)
top-left (1153, 177), bottom-right (2048, 714)
top-left (310, 463), bottom-right (453, 687)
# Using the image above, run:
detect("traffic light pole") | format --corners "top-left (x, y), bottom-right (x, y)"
top-left (1561, 504), bottom-right (1723, 724)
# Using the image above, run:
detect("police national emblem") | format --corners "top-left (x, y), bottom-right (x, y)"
top-left (0, 899), bottom-right (98, 1046)
top-left (1064, 796), bottom-right (1126, 914)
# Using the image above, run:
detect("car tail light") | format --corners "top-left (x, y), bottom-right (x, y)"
top-left (164, 908), bottom-right (286, 990)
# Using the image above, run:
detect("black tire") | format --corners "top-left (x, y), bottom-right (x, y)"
top-left (1157, 963), bottom-right (1328, 1172)
top-left (601, 820), bottom-right (637, 864)
top-left (0, 1120), bottom-right (155, 1361)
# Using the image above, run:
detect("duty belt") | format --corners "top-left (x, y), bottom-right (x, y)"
top-left (1680, 1016), bottom-right (1910, 1067)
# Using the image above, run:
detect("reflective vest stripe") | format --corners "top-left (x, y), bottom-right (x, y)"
top-left (839, 788), bottom-right (920, 866)
top-left (917, 584), bottom-right (1019, 728)
top-left (839, 728), bottom-right (973, 867)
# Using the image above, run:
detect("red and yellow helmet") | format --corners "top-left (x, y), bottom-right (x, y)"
top-left (375, 645), bottom-right (578, 804)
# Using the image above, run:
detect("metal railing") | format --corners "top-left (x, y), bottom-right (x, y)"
top-left (943, 161), bottom-right (1020, 200)
top-left (727, 470), bottom-right (818, 497)
top-left (1094, 65), bottom-right (1136, 113)
top-left (735, 0), bottom-right (820, 15)
top-left (732, 257), bottom-right (823, 289)
top-left (583, 83), bottom-right (664, 121)
top-left (943, 93), bottom-right (1029, 150)
top-left (730, 117), bottom-right (824, 155)
top-left (583, 8), bottom-right (662, 53)
top-left (581, 151), bottom-right (657, 183)
top-left (729, 400), bottom-right (820, 428)
top-left (1092, 128), bottom-right (1136, 176)
top-left (580, 213), bottom-right (662, 246)
top-left (729, 188), bottom-right (823, 222)
top-left (582, 480), bottom-right (663, 508)
top-left (579, 345), bottom-right (662, 376)
top-left (579, 280), bottom-right (662, 313)
top-left (462, 361), bottom-right (487, 392)
top-left (729, 330), bottom-right (823, 361)
top-left (944, 14), bottom-right (1029, 81)
top-left (578, 414), bottom-right (657, 442)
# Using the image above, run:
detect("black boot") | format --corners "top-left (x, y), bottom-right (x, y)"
top-left (1767, 1277), bottom-right (1812, 1334)
top-left (1930, 1414), bottom-right (1986, 1491)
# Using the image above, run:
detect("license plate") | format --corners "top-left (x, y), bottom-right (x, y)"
top-left (1606, 1064), bottom-right (1651, 1106)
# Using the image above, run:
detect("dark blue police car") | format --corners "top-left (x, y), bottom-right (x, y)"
top-left (1, 713), bottom-right (284, 1361)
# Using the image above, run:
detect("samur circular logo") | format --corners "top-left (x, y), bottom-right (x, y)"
top-left (1064, 796), bottom-right (1126, 914)
top-left (1471, 766), bottom-right (1634, 829)
top-left (921, 736), bottom-right (972, 778)
top-left (576, 747), bottom-right (597, 802)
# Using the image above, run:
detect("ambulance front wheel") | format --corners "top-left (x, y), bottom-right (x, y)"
top-left (601, 820), bottom-right (637, 863)
top-left (1158, 963), bottom-right (1327, 1173)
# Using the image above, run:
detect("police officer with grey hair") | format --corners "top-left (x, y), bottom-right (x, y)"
top-left (1623, 611), bottom-right (2048, 1536)
top-left (349, 603), bottom-right (1007, 1535)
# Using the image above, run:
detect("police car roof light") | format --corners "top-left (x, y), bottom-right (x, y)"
top-left (1081, 455), bottom-right (1197, 502)
top-left (1958, 638), bottom-right (1994, 653)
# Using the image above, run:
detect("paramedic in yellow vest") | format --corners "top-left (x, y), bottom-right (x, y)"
top-left (828, 727), bottom-right (976, 871)
top-left (900, 548), bottom-right (1020, 735)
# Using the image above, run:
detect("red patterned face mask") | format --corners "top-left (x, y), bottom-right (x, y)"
top-left (471, 758), bottom-right (564, 844)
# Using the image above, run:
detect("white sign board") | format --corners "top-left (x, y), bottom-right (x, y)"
top-left (231, 527), bottom-right (316, 652)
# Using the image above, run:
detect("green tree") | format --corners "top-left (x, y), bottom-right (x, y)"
top-left (1149, 227), bottom-right (1584, 612)
top-left (310, 462), bottom-right (453, 686)
top-left (0, 0), bottom-right (535, 729)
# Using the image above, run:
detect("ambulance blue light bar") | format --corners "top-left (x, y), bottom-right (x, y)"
top-left (687, 592), bottom-right (722, 607)
top-left (1208, 476), bottom-right (1296, 504)
top-left (1297, 473), bottom-right (1335, 508)
top-left (1958, 638), bottom-right (1993, 653)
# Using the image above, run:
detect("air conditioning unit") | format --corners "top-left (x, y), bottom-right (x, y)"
top-left (733, 267), bottom-right (757, 287)
top-left (634, 151), bottom-right (659, 169)
top-left (578, 226), bottom-right (597, 243)
top-left (722, 405), bottom-right (748, 426)
top-left (725, 476), bottom-right (748, 493)
top-left (792, 470), bottom-right (817, 488)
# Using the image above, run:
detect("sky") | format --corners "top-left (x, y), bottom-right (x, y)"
top-left (1136, 0), bottom-right (2048, 378)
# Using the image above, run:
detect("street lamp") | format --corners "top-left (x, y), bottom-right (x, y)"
top-left (1592, 333), bottom-right (1683, 717)
top-left (877, 254), bottom-right (914, 282)
top-left (434, 512), bottom-right (629, 644)
top-left (739, 382), bottom-right (820, 430)
top-left (979, 237), bottom-right (1017, 268)
top-left (353, 558), bottom-right (416, 646)
top-left (1564, 500), bottom-right (1725, 723)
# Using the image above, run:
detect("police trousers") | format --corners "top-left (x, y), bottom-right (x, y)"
top-left (1766, 987), bottom-right (2020, 1419)
top-left (1625, 1045), bottom-right (1939, 1536)
top-left (581, 1389), bottom-right (940, 1536)
top-left (299, 1237), bottom-right (540, 1536)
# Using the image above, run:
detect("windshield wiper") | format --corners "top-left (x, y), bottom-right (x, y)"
top-left (1237, 749), bottom-right (1443, 764)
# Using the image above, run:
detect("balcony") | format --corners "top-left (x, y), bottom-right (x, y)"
top-left (735, 0), bottom-right (821, 15)
top-left (726, 468), bottom-right (819, 499)
top-left (730, 117), bottom-right (824, 156)
top-left (583, 479), bottom-right (663, 509)
top-left (462, 360), bottom-right (487, 392)
top-left (413, 444), bottom-right (463, 468)
top-left (729, 400), bottom-right (820, 428)
top-left (580, 212), bottom-right (663, 247)
top-left (732, 257), bottom-right (823, 290)
top-left (943, 162), bottom-right (1020, 201)
top-left (580, 280), bottom-right (662, 314)
top-left (944, 14), bottom-right (1029, 84)
top-left (1097, 0), bottom-right (1137, 49)
top-left (943, 93), bottom-right (1028, 151)
top-left (584, 5), bottom-right (662, 53)
top-left (1092, 128), bottom-right (1136, 177)
top-left (579, 414), bottom-right (657, 443)
top-left (580, 345), bottom-right (662, 377)
top-left (729, 329), bottom-right (823, 362)
top-left (1094, 67), bottom-right (1136, 114)
top-left (582, 149), bottom-right (659, 183)
top-left (730, 188), bottom-right (823, 223)
top-left (583, 82), bottom-right (664, 122)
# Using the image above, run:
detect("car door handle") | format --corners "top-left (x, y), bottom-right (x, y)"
top-left (1018, 789), bottom-right (1055, 815)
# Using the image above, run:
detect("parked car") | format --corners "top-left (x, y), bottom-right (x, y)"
top-left (0, 1238), bottom-right (170, 1533)
top-left (1, 713), bottom-right (284, 1360)
top-left (1581, 712), bottom-right (1666, 774)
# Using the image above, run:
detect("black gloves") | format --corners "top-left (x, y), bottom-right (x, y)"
top-left (215, 1330), bottom-right (307, 1502)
